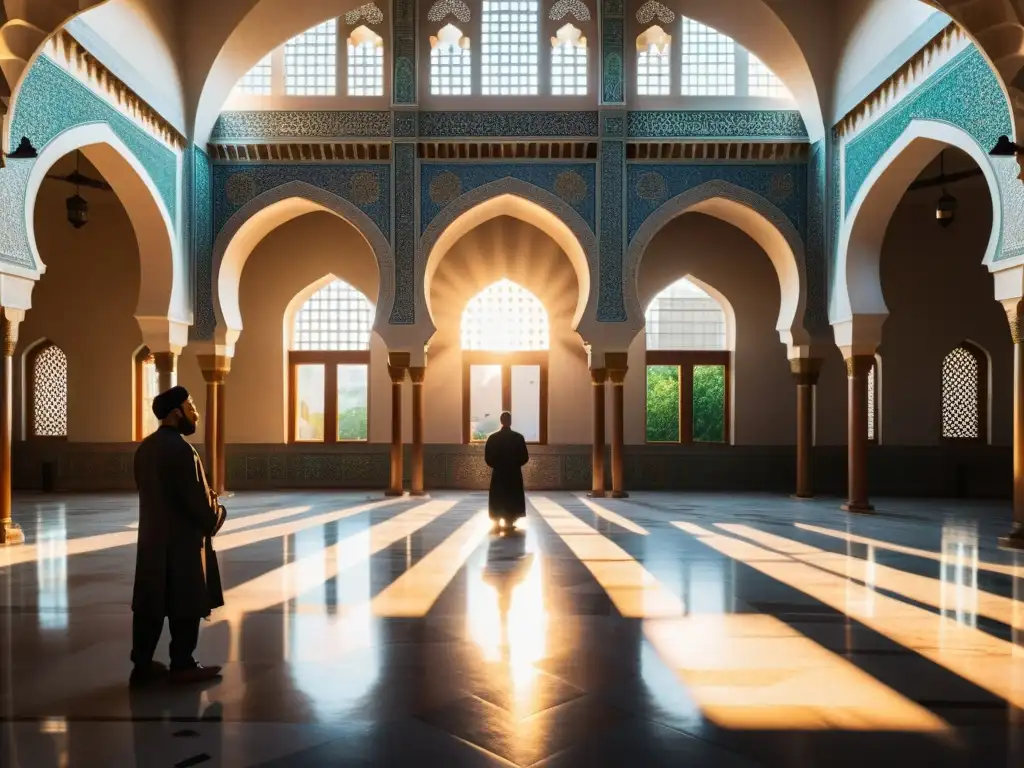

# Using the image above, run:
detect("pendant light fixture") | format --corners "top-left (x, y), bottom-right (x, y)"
top-left (65, 151), bottom-right (89, 229)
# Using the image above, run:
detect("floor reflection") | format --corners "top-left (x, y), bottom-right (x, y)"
top-left (35, 506), bottom-right (67, 632)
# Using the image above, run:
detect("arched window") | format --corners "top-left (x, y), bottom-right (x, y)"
top-left (461, 280), bottom-right (549, 444)
top-left (134, 347), bottom-right (160, 440)
top-left (680, 17), bottom-right (735, 96)
top-left (481, 0), bottom-right (539, 95)
top-left (644, 278), bottom-right (729, 444)
top-left (942, 343), bottom-right (988, 442)
top-left (347, 25), bottom-right (384, 96)
top-left (285, 19), bottom-right (338, 95)
top-left (636, 26), bottom-right (671, 96)
top-left (748, 52), bottom-right (790, 98)
top-left (551, 23), bottom-right (587, 96)
top-left (430, 24), bottom-right (472, 95)
top-left (288, 279), bottom-right (374, 443)
top-left (27, 342), bottom-right (68, 439)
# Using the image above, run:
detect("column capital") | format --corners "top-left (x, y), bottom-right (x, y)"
top-left (151, 351), bottom-right (177, 375)
top-left (844, 354), bottom-right (874, 378)
top-left (590, 368), bottom-right (607, 385)
top-left (790, 357), bottom-right (823, 386)
top-left (1002, 298), bottom-right (1024, 344)
top-left (409, 366), bottom-right (426, 385)
top-left (197, 353), bottom-right (232, 384)
top-left (0, 307), bottom-right (24, 358)
top-left (388, 364), bottom-right (407, 384)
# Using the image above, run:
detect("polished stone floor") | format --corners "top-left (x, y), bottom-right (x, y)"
top-left (1, 490), bottom-right (1023, 767)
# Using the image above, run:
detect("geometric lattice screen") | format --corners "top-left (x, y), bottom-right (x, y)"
top-left (942, 346), bottom-right (981, 440)
top-left (292, 279), bottom-right (374, 351)
top-left (461, 279), bottom-right (549, 351)
top-left (32, 344), bottom-right (68, 437)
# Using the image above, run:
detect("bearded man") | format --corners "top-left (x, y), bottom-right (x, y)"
top-left (129, 386), bottom-right (226, 686)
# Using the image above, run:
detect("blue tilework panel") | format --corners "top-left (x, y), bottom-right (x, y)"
top-left (211, 111), bottom-right (392, 141)
top-left (828, 128), bottom-right (841, 299)
top-left (213, 164), bottom-right (391, 243)
top-left (419, 164), bottom-right (596, 234)
top-left (192, 147), bottom-right (215, 340)
top-left (627, 164), bottom-right (807, 243)
top-left (598, 142), bottom-right (625, 322)
top-left (418, 112), bottom-right (599, 137)
top-left (628, 110), bottom-right (808, 139)
top-left (806, 140), bottom-right (827, 333)
top-left (602, 19), bottom-right (624, 104)
top-left (844, 46), bottom-right (1011, 213)
top-left (0, 159), bottom-right (35, 268)
top-left (390, 143), bottom-right (416, 325)
top-left (12, 55), bottom-right (178, 222)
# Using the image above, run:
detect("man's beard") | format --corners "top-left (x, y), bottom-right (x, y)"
top-left (178, 418), bottom-right (197, 436)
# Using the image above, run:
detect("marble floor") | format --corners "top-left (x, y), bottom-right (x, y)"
top-left (1, 491), bottom-right (1023, 767)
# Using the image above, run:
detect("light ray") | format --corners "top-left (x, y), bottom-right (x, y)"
top-left (371, 511), bottom-right (491, 616)
top-left (674, 522), bottom-right (1024, 710)
top-left (574, 494), bottom-right (649, 535)
top-left (796, 523), bottom-right (1017, 576)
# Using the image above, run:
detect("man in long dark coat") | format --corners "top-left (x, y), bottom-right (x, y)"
top-left (130, 386), bottom-right (226, 686)
top-left (484, 411), bottom-right (529, 526)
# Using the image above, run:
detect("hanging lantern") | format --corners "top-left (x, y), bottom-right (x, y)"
top-left (935, 188), bottom-right (957, 228)
top-left (66, 193), bottom-right (89, 228)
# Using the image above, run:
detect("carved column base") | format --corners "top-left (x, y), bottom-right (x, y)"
top-left (840, 502), bottom-right (876, 515)
top-left (1, 520), bottom-right (24, 545)
top-left (610, 490), bottom-right (630, 499)
top-left (998, 523), bottom-right (1024, 550)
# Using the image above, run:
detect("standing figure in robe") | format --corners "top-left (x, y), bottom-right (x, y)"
top-left (484, 411), bottom-right (529, 526)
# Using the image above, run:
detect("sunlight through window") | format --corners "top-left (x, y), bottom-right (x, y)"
top-left (646, 278), bottom-right (725, 351)
top-left (481, 0), bottom-right (539, 95)
top-left (285, 19), bottom-right (338, 96)
top-left (680, 17), bottom-right (735, 96)
top-left (292, 280), bottom-right (373, 351)
top-left (636, 26), bottom-right (671, 96)
top-left (347, 25), bottom-right (384, 96)
top-left (551, 23), bottom-right (587, 95)
top-left (461, 279), bottom-right (549, 351)
top-left (430, 24), bottom-right (472, 95)
top-left (234, 54), bottom-right (272, 96)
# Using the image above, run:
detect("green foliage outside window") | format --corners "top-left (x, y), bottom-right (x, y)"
top-left (338, 406), bottom-right (368, 440)
top-left (693, 365), bottom-right (725, 443)
top-left (646, 365), bottom-right (680, 442)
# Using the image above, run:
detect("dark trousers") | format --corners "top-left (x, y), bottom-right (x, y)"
top-left (131, 613), bottom-right (200, 670)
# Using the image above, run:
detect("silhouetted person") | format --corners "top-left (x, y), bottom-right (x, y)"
top-left (130, 386), bottom-right (226, 686)
top-left (484, 411), bottom-right (529, 526)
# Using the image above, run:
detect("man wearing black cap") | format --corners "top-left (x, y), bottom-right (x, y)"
top-left (130, 385), bottom-right (226, 686)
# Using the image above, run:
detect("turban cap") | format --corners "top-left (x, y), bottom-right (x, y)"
top-left (152, 386), bottom-right (190, 419)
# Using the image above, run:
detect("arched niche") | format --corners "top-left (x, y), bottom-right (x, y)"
top-left (419, 179), bottom-right (597, 342)
top-left (625, 180), bottom-right (808, 349)
top-left (643, 274), bottom-right (737, 353)
top-left (212, 180), bottom-right (393, 351)
top-left (24, 122), bottom-right (184, 334)
top-left (834, 119), bottom-right (1003, 327)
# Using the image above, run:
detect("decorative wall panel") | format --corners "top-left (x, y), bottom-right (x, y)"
top-left (191, 147), bottom-right (215, 339)
top-left (843, 47), bottom-right (1011, 213)
top-left (626, 163), bottom-right (807, 243)
top-left (212, 164), bottom-right (391, 242)
top-left (11, 55), bottom-right (178, 221)
top-left (805, 140), bottom-right (827, 333)
top-left (393, 0), bottom-right (416, 103)
top-left (601, 0), bottom-right (624, 104)
top-left (390, 142), bottom-right (417, 324)
top-left (418, 111), bottom-right (598, 137)
top-left (597, 139), bottom-right (625, 321)
top-left (419, 163), bottom-right (596, 233)
top-left (211, 111), bottom-right (393, 141)
top-left (627, 110), bottom-right (808, 139)
top-left (0, 160), bottom-right (36, 268)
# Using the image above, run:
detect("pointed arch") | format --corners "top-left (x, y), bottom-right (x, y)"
top-left (213, 180), bottom-right (393, 352)
top-left (625, 180), bottom-right (808, 348)
top-left (419, 178), bottom-right (597, 341)
top-left (833, 120), bottom-right (1003, 326)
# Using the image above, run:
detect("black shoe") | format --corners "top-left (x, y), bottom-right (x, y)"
top-left (169, 664), bottom-right (223, 685)
top-left (129, 660), bottom-right (168, 687)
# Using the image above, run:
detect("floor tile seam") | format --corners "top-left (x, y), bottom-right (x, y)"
top-left (446, 731), bottom-right (522, 767)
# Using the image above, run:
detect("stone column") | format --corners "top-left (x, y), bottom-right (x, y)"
top-left (607, 353), bottom-right (628, 499)
top-left (409, 366), bottom-right (426, 496)
top-left (0, 309), bottom-right (24, 545)
top-left (1001, 300), bottom-right (1024, 549)
top-left (197, 354), bottom-right (231, 496)
top-left (589, 368), bottom-right (607, 497)
top-left (152, 351), bottom-right (177, 393)
top-left (842, 355), bottom-right (875, 514)
top-left (386, 352), bottom-right (410, 497)
top-left (791, 358), bottom-right (822, 499)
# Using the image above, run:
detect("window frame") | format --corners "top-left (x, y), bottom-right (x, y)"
top-left (940, 342), bottom-right (988, 444)
top-left (133, 346), bottom-right (159, 441)
top-left (644, 350), bottom-right (731, 445)
top-left (26, 341), bottom-right (68, 441)
top-left (462, 350), bottom-right (549, 445)
top-left (288, 350), bottom-right (371, 444)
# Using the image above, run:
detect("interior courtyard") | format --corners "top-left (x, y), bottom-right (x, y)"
top-left (1, 0), bottom-right (1024, 765)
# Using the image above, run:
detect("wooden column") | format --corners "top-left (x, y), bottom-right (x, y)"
top-left (409, 366), bottom-right (426, 496)
top-left (842, 355), bottom-right (875, 514)
top-left (151, 351), bottom-right (177, 393)
top-left (0, 310), bottom-right (23, 545)
top-left (607, 353), bottom-right (628, 499)
top-left (791, 358), bottom-right (822, 499)
top-left (1001, 301), bottom-right (1024, 549)
top-left (216, 382), bottom-right (226, 495)
top-left (589, 368), bottom-right (607, 497)
top-left (386, 352), bottom-right (410, 497)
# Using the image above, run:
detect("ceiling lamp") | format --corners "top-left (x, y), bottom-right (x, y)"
top-left (935, 150), bottom-right (957, 228)
top-left (65, 193), bottom-right (89, 229)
